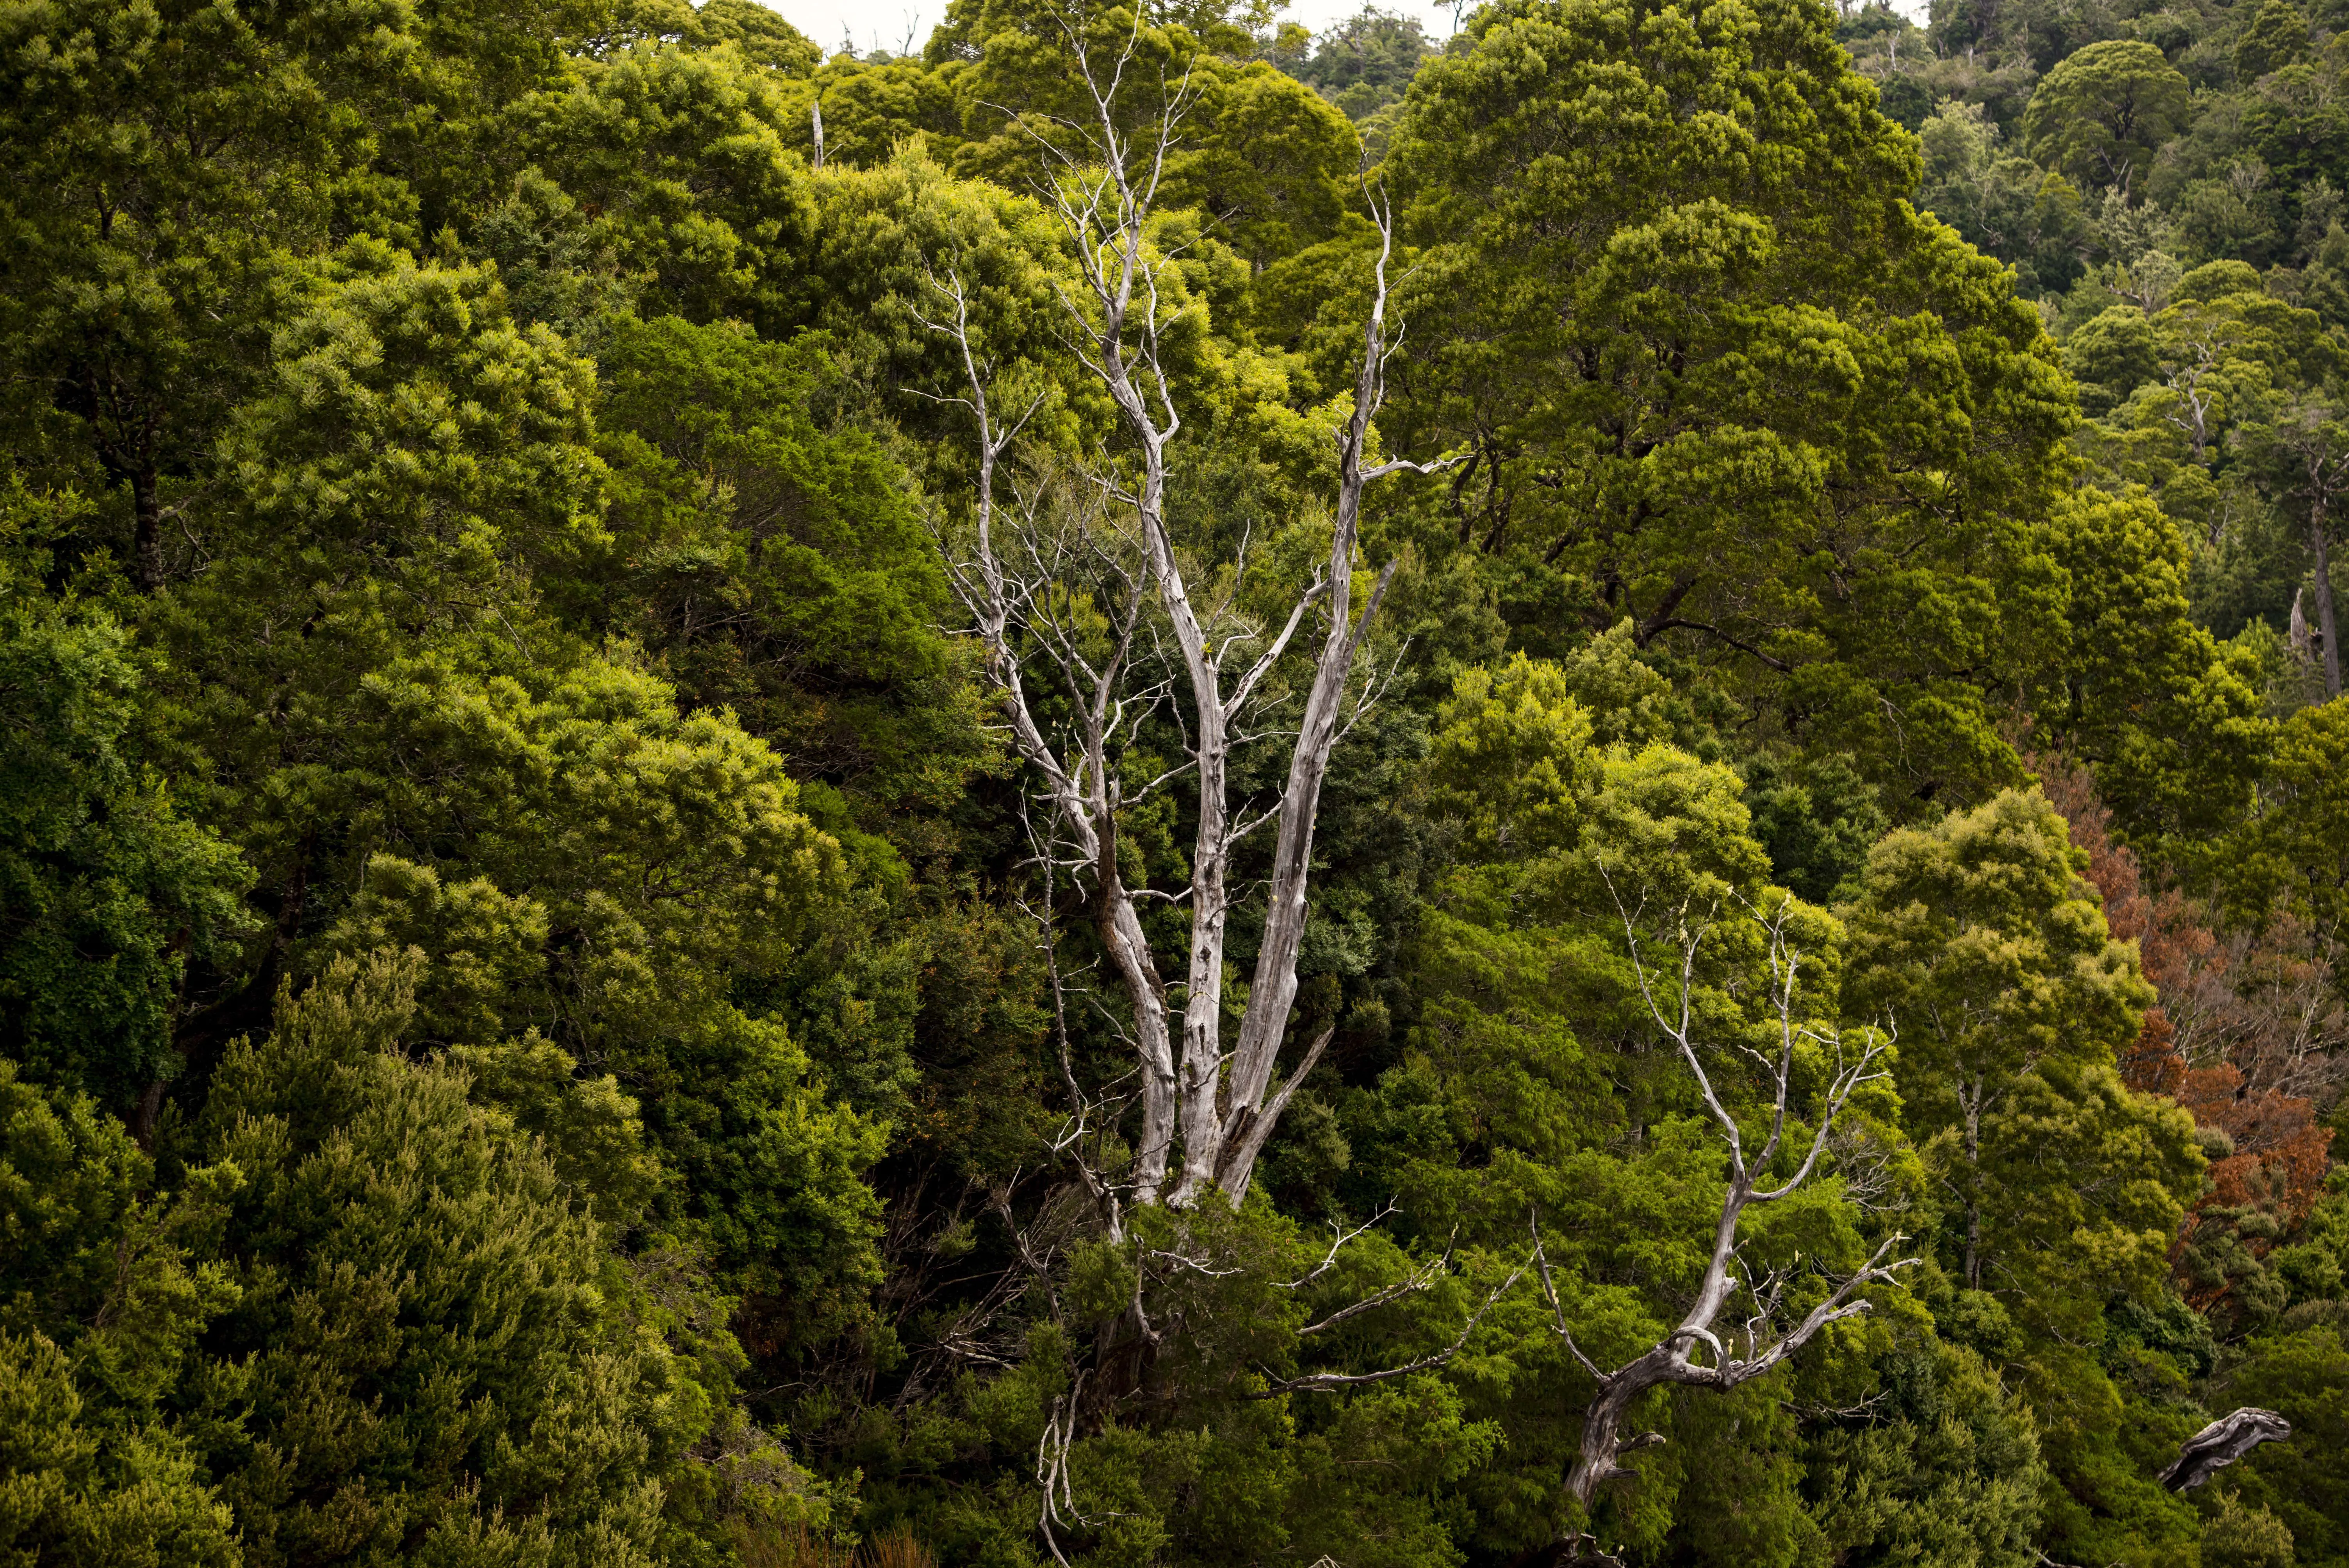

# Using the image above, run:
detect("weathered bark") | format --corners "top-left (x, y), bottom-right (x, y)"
top-left (2158, 1407), bottom-right (2292, 1491)
top-left (1092, 804), bottom-right (1180, 1191)
top-left (2310, 497), bottom-right (2342, 698)
top-left (1210, 270), bottom-right (1409, 1201)
top-left (131, 461), bottom-right (166, 593)
top-left (1542, 898), bottom-right (1914, 1511)
top-left (922, 43), bottom-right (1446, 1212)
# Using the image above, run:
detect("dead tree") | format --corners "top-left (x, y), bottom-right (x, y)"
top-left (1534, 892), bottom-right (1914, 1523)
top-left (919, 16), bottom-right (1449, 1215)
top-left (2153, 303), bottom-right (2245, 466)
top-left (2267, 396), bottom-right (2349, 698)
top-left (2159, 1407), bottom-right (2292, 1491)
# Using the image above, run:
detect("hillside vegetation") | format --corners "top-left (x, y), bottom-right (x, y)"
top-left (3, 0), bottom-right (2348, 1564)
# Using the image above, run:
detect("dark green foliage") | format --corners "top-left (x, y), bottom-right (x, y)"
top-left (0, 1056), bottom-right (243, 1566)
top-left (1282, 7), bottom-right (1438, 122)
top-left (178, 955), bottom-right (742, 1564)
top-left (3, 0), bottom-right (2348, 1563)
top-left (2023, 42), bottom-right (2193, 192)
top-left (1802, 1340), bottom-right (2046, 1567)
top-left (2065, 305), bottom-right (2160, 417)
top-left (2238, 0), bottom-right (2315, 84)
top-left (1918, 99), bottom-right (2093, 298)
top-left (1378, 0), bottom-right (2076, 807)
top-left (2212, 1323), bottom-right (2349, 1561)
top-left (1843, 788), bottom-right (2196, 1319)
top-left (680, 0), bottom-right (822, 75)
top-left (0, 562), bottom-right (253, 1108)
top-left (592, 312), bottom-right (989, 827)
top-left (1742, 753), bottom-right (1889, 905)
top-left (1, 954), bottom-right (832, 1567)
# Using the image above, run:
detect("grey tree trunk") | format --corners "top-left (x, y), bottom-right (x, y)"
top-left (920, 45), bottom-right (1447, 1212)
top-left (1541, 903), bottom-right (1913, 1519)
top-left (2312, 499), bottom-right (2342, 698)
top-left (132, 462), bottom-right (164, 592)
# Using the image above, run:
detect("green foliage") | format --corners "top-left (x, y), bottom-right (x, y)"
top-left (1380, 0), bottom-right (2076, 805)
top-left (2022, 41), bottom-right (2194, 192)
top-left (2038, 488), bottom-right (2274, 863)
top-left (1368, 659), bottom-right (1979, 1562)
top-left (1919, 99), bottom-right (2094, 297)
top-left (181, 955), bottom-right (719, 1563)
top-left (224, 242), bottom-right (605, 598)
top-left (934, 0), bottom-right (1360, 271)
top-left (2066, 305), bottom-right (2160, 417)
top-left (1802, 1340), bottom-right (2046, 1568)
top-left (1845, 789), bottom-right (2210, 1566)
top-left (306, 654), bottom-right (886, 1316)
top-left (532, 42), bottom-right (819, 331)
top-left (681, 0), bottom-right (822, 75)
top-left (592, 312), bottom-right (990, 826)
top-left (1282, 7), bottom-right (1438, 123)
top-left (0, 569), bottom-right (254, 1108)
top-left (1845, 788), bottom-right (2194, 1319)
top-left (0, 0), bottom-right (405, 584)
top-left (0, 1057), bottom-right (241, 1566)
top-left (1425, 654), bottom-right (1599, 861)
top-left (1742, 753), bottom-right (1890, 906)
top-left (2203, 1490), bottom-right (2298, 1568)
top-left (2237, 0), bottom-right (2315, 85)
top-left (5, 0), bottom-right (2349, 1563)
top-left (2233, 697), bottom-right (2349, 937)
top-left (2220, 1324), bottom-right (2349, 1561)
top-left (0, 1325), bottom-right (240, 1568)
top-left (0, 950), bottom-right (833, 1568)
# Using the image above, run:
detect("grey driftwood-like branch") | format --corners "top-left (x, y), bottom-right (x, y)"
top-left (918, 16), bottom-right (1450, 1217)
top-left (1537, 891), bottom-right (1916, 1511)
top-left (2158, 1407), bottom-right (2292, 1491)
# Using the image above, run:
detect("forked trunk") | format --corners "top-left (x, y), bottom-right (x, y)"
top-left (1563, 1364), bottom-right (1663, 1506)
top-left (925, 94), bottom-right (1431, 1210)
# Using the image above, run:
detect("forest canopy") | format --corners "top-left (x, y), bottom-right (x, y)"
top-left (4, 0), bottom-right (2349, 1564)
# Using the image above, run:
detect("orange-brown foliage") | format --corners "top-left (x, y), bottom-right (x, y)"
top-left (2034, 756), bottom-right (2338, 1248)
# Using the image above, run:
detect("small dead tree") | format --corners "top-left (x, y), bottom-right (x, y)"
top-left (920, 16), bottom-right (1449, 1214)
top-left (2152, 301), bottom-right (2255, 465)
top-left (1533, 891), bottom-right (1914, 1534)
top-left (2265, 395), bottom-right (2349, 698)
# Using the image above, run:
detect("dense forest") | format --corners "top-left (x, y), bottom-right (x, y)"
top-left (6, 0), bottom-right (2349, 1562)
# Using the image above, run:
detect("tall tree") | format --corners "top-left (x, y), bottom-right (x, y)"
top-left (2021, 41), bottom-right (2192, 192)
top-left (1356, 657), bottom-right (1931, 1562)
top-left (1373, 0), bottom-right (2076, 805)
top-left (1545, 746), bottom-right (1909, 1522)
top-left (924, 22), bottom-right (1449, 1210)
top-left (1844, 788), bottom-right (2192, 1308)
top-left (2245, 393), bottom-right (2349, 697)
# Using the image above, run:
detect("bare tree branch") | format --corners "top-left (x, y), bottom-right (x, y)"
top-left (921, 41), bottom-right (1447, 1213)
top-left (1257, 1256), bottom-right (1525, 1395)
top-left (1552, 893), bottom-right (1917, 1506)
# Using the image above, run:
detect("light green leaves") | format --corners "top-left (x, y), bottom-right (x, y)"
top-left (1429, 654), bottom-right (1598, 862)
